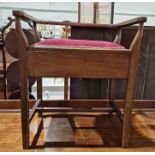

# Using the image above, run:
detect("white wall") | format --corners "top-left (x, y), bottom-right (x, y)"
top-left (114, 2), bottom-right (155, 26)
top-left (0, 2), bottom-right (77, 11)
top-left (1, 2), bottom-right (155, 26)
top-left (0, 2), bottom-right (78, 27)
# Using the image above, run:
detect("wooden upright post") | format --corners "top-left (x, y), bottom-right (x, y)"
top-left (122, 24), bottom-right (144, 147)
top-left (16, 17), bottom-right (30, 149)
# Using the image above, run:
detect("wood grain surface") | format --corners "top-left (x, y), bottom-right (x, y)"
top-left (0, 112), bottom-right (155, 151)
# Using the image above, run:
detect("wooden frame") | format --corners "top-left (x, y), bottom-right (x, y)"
top-left (0, 99), bottom-right (155, 111)
top-left (13, 10), bottom-right (146, 149)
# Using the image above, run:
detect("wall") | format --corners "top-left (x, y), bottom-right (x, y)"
top-left (1, 2), bottom-right (155, 26)
top-left (114, 2), bottom-right (155, 26)
top-left (0, 2), bottom-right (78, 27)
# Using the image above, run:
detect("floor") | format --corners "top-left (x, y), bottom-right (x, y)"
top-left (0, 111), bottom-right (155, 152)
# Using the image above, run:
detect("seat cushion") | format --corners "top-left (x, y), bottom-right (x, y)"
top-left (36, 39), bottom-right (124, 49)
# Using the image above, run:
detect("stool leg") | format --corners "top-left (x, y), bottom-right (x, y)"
top-left (64, 77), bottom-right (68, 100)
top-left (108, 78), bottom-right (116, 114)
top-left (122, 23), bottom-right (144, 147)
top-left (20, 77), bottom-right (29, 149)
top-left (37, 77), bottom-right (42, 117)
top-left (122, 78), bottom-right (134, 148)
top-left (122, 103), bottom-right (133, 148)
top-left (108, 79), bottom-right (116, 100)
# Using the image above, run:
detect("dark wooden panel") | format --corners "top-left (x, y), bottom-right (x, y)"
top-left (70, 26), bottom-right (155, 100)
top-left (70, 27), bottom-right (117, 41)
top-left (143, 40), bottom-right (155, 99)
top-left (70, 78), bottom-right (102, 99)
top-left (122, 27), bottom-right (155, 99)
top-left (70, 27), bottom-right (118, 99)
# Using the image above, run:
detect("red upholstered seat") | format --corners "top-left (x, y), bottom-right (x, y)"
top-left (36, 39), bottom-right (124, 49)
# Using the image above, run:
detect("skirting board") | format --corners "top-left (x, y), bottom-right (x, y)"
top-left (0, 99), bottom-right (155, 112)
